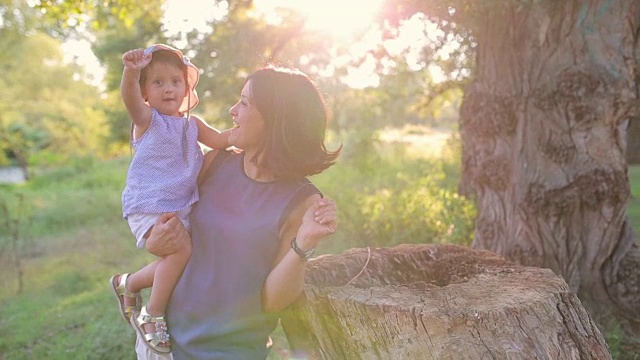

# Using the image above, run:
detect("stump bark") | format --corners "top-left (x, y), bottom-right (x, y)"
top-left (281, 244), bottom-right (611, 359)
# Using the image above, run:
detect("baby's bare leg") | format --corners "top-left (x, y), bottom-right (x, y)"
top-left (127, 221), bottom-right (191, 350)
top-left (127, 261), bottom-right (158, 294)
top-left (145, 230), bottom-right (192, 317)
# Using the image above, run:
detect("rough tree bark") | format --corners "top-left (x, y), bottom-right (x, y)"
top-left (282, 244), bottom-right (610, 359)
top-left (458, 0), bottom-right (640, 345)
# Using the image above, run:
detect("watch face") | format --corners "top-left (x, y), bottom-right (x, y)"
top-left (304, 248), bottom-right (316, 259)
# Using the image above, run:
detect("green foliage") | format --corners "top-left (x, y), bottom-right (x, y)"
top-left (32, 0), bottom-right (156, 33)
top-left (0, 157), bottom-right (127, 242)
top-left (601, 315), bottom-right (640, 360)
top-left (90, 0), bottom-right (165, 91)
top-left (28, 0), bottom-right (471, 154)
top-left (312, 131), bottom-right (475, 254)
top-left (0, 30), bottom-right (109, 168)
top-left (189, 3), bottom-right (336, 127)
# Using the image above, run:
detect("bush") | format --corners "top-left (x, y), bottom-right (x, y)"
top-left (313, 132), bottom-right (475, 254)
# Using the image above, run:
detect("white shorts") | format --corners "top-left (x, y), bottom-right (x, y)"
top-left (127, 207), bottom-right (192, 249)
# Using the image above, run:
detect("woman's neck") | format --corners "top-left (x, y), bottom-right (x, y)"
top-left (242, 153), bottom-right (275, 182)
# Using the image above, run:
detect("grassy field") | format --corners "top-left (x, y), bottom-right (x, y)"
top-left (0, 130), bottom-right (474, 359)
top-left (0, 140), bottom-right (638, 359)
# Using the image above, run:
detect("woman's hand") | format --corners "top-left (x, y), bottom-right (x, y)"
top-left (145, 213), bottom-right (189, 257)
top-left (296, 197), bottom-right (338, 250)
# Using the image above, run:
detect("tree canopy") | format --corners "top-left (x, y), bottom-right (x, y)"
top-left (0, 2), bottom-right (107, 168)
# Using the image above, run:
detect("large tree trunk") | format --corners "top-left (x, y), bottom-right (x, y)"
top-left (282, 244), bottom-right (610, 359)
top-left (458, 0), bottom-right (640, 346)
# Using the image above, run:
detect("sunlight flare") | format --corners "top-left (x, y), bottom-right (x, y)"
top-left (253, 0), bottom-right (385, 38)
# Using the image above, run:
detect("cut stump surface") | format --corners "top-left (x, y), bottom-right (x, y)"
top-left (282, 244), bottom-right (610, 360)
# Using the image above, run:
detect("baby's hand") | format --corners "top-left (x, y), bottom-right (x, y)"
top-left (122, 48), bottom-right (152, 70)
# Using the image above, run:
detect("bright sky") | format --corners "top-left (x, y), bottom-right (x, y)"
top-left (64, 0), bottom-right (430, 89)
top-left (253, 0), bottom-right (384, 38)
top-left (162, 0), bottom-right (384, 38)
top-left (62, 37), bottom-right (105, 88)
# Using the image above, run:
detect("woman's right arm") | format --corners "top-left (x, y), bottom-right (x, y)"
top-left (145, 213), bottom-right (189, 257)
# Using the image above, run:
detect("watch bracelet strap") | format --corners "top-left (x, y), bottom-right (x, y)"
top-left (291, 237), bottom-right (315, 260)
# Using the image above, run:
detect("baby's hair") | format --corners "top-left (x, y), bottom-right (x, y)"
top-left (139, 50), bottom-right (189, 89)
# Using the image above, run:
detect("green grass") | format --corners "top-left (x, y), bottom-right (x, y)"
top-left (0, 158), bottom-right (147, 359)
top-left (0, 222), bottom-right (143, 359)
top-left (1, 149), bottom-right (636, 359)
top-left (0, 143), bottom-right (472, 359)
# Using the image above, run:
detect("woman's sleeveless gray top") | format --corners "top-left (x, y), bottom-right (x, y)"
top-left (167, 151), bottom-right (320, 359)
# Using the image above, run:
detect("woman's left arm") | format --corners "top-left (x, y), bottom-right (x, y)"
top-left (261, 195), bottom-right (338, 312)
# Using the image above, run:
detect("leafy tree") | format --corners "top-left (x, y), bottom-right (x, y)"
top-left (186, 2), bottom-right (335, 127)
top-left (24, 0), bottom-right (165, 150)
top-left (33, 0), bottom-right (441, 142)
top-left (2, 32), bottom-right (108, 167)
top-left (382, 0), bottom-right (640, 348)
top-left (0, 1), bottom-right (109, 170)
top-left (52, 1), bottom-right (335, 144)
top-left (89, 0), bottom-right (165, 147)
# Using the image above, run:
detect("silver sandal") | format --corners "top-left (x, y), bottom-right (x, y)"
top-left (131, 306), bottom-right (171, 355)
top-left (109, 273), bottom-right (141, 323)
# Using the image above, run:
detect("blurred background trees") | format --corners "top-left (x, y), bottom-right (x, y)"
top-left (0, 1), bottom-right (108, 172)
top-left (14, 0), bottom-right (462, 159)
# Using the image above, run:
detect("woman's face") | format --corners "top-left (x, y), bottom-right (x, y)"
top-left (228, 81), bottom-right (265, 152)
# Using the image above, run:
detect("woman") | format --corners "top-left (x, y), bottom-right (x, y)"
top-left (135, 65), bottom-right (340, 359)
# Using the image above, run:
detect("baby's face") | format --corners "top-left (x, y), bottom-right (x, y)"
top-left (142, 62), bottom-right (187, 117)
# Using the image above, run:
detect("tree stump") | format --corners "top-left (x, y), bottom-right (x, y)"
top-left (281, 244), bottom-right (611, 359)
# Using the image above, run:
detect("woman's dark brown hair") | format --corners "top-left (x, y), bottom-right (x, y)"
top-left (246, 66), bottom-right (341, 180)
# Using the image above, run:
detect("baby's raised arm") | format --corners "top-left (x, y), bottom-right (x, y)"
top-left (121, 49), bottom-right (153, 136)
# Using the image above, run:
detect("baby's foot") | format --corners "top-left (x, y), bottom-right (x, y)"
top-left (131, 306), bottom-right (171, 354)
top-left (109, 273), bottom-right (141, 322)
